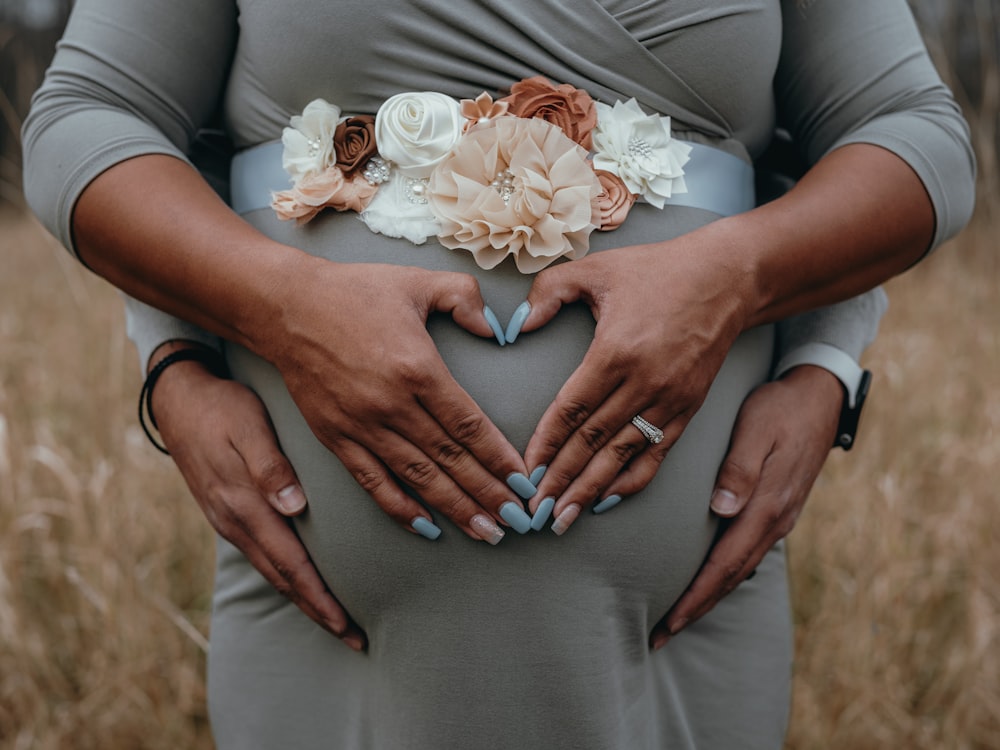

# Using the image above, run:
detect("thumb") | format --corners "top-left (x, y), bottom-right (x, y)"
top-left (711, 421), bottom-right (772, 518)
top-left (507, 263), bottom-right (590, 343)
top-left (235, 415), bottom-right (309, 517)
top-left (423, 271), bottom-right (505, 344)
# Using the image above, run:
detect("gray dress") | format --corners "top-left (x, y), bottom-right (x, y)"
top-left (23, 1), bottom-right (974, 748)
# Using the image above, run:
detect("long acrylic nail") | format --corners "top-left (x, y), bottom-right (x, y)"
top-left (551, 503), bottom-right (582, 536)
top-left (506, 472), bottom-right (537, 500)
top-left (710, 489), bottom-right (740, 515)
top-left (274, 484), bottom-right (307, 514)
top-left (470, 514), bottom-right (505, 545)
top-left (504, 301), bottom-right (531, 343)
top-left (411, 516), bottom-right (442, 541)
top-left (483, 305), bottom-right (506, 346)
top-left (592, 494), bottom-right (622, 515)
top-left (499, 502), bottom-right (532, 534)
top-left (530, 496), bottom-right (555, 531)
top-left (528, 465), bottom-right (548, 486)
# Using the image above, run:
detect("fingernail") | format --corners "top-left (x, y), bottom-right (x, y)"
top-left (710, 489), bottom-right (740, 515)
top-left (411, 516), bottom-right (442, 541)
top-left (342, 633), bottom-right (366, 652)
top-left (506, 472), bottom-right (537, 500)
top-left (528, 464), bottom-right (548, 486)
top-left (470, 514), bottom-right (505, 545)
top-left (274, 484), bottom-right (307, 514)
top-left (530, 496), bottom-right (555, 531)
top-left (668, 617), bottom-right (688, 635)
top-left (551, 503), bottom-right (582, 536)
top-left (483, 305), bottom-right (506, 346)
top-left (499, 502), bottom-right (532, 534)
top-left (592, 494), bottom-right (622, 515)
top-left (504, 301), bottom-right (531, 343)
top-left (650, 633), bottom-right (671, 651)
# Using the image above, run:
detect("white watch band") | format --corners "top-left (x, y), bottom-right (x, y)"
top-left (773, 342), bottom-right (866, 409)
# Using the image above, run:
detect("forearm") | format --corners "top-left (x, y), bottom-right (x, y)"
top-left (706, 143), bottom-right (934, 330)
top-left (74, 154), bottom-right (315, 357)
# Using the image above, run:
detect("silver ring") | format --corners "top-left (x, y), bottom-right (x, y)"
top-left (631, 415), bottom-right (664, 445)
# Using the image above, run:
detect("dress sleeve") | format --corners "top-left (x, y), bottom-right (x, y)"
top-left (21, 0), bottom-right (238, 255)
top-left (776, 0), bottom-right (976, 252)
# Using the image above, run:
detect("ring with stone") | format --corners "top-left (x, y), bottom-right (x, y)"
top-left (630, 415), bottom-right (664, 445)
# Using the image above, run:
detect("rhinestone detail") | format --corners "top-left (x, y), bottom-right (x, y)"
top-left (362, 156), bottom-right (391, 185)
top-left (405, 177), bottom-right (430, 205)
top-left (490, 169), bottom-right (516, 204)
top-left (627, 137), bottom-right (653, 160)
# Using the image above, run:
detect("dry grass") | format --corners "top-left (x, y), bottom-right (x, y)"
top-left (0, 204), bottom-right (996, 748)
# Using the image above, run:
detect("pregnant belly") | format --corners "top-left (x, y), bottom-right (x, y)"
top-left (225, 206), bottom-right (773, 642)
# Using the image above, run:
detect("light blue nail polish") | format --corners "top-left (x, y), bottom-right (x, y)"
top-left (506, 472), bottom-right (537, 499)
top-left (528, 465), bottom-right (547, 486)
top-left (504, 301), bottom-right (531, 344)
top-left (530, 496), bottom-right (555, 531)
top-left (483, 305), bottom-right (506, 346)
top-left (499, 502), bottom-right (533, 534)
top-left (412, 517), bottom-right (442, 540)
top-left (592, 494), bottom-right (623, 515)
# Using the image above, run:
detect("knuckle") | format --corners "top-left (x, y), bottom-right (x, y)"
top-left (251, 455), bottom-right (292, 491)
top-left (556, 398), bottom-right (591, 432)
top-left (433, 438), bottom-right (468, 470)
top-left (454, 273), bottom-right (481, 298)
top-left (353, 467), bottom-right (387, 494)
top-left (401, 460), bottom-right (436, 489)
top-left (449, 412), bottom-right (485, 444)
top-left (577, 422), bottom-right (612, 452)
top-left (719, 457), bottom-right (757, 489)
top-left (610, 438), bottom-right (643, 465)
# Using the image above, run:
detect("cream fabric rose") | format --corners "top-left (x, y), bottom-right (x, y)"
top-left (429, 117), bottom-right (601, 273)
top-left (281, 99), bottom-right (343, 182)
top-left (375, 92), bottom-right (464, 178)
top-left (591, 98), bottom-right (691, 209)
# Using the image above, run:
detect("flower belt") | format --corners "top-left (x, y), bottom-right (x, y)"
top-left (230, 77), bottom-right (755, 273)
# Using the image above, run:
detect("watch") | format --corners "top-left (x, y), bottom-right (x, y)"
top-left (773, 342), bottom-right (873, 451)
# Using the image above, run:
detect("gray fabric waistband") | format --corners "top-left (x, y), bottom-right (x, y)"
top-left (230, 139), bottom-right (754, 218)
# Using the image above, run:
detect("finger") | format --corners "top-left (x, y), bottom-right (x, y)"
top-left (708, 406), bottom-right (774, 518)
top-left (663, 507), bottom-right (780, 637)
top-left (336, 434), bottom-right (514, 544)
top-left (548, 414), bottom-right (688, 534)
top-left (516, 260), bottom-right (602, 336)
top-left (422, 271), bottom-right (498, 341)
top-left (219, 494), bottom-right (367, 650)
top-left (232, 411), bottom-right (309, 517)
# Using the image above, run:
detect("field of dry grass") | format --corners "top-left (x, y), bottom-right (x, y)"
top-left (1, 200), bottom-right (996, 748)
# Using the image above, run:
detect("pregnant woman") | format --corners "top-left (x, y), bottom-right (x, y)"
top-left (23, 1), bottom-right (974, 748)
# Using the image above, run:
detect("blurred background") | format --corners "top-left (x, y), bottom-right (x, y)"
top-left (0, 2), bottom-right (997, 748)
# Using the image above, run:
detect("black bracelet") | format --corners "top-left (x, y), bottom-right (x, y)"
top-left (138, 348), bottom-right (229, 455)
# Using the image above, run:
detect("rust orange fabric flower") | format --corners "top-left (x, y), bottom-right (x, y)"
top-left (594, 169), bottom-right (637, 231)
top-left (429, 117), bottom-right (601, 273)
top-left (501, 76), bottom-right (598, 150)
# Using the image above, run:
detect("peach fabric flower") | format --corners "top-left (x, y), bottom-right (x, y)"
top-left (429, 117), bottom-right (601, 273)
top-left (500, 76), bottom-right (597, 150)
top-left (334, 115), bottom-right (377, 175)
top-left (594, 169), bottom-right (637, 231)
top-left (272, 167), bottom-right (377, 224)
top-left (460, 92), bottom-right (510, 131)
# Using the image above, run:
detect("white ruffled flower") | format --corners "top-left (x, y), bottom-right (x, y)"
top-left (591, 98), bottom-right (691, 209)
top-left (281, 99), bottom-right (342, 182)
top-left (375, 92), bottom-right (464, 179)
top-left (359, 175), bottom-right (441, 245)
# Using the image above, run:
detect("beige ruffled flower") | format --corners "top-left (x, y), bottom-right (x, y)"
top-left (500, 76), bottom-right (598, 150)
top-left (460, 92), bottom-right (510, 131)
top-left (429, 117), bottom-right (601, 273)
top-left (594, 169), bottom-right (637, 231)
top-left (333, 115), bottom-right (377, 175)
top-left (272, 167), bottom-right (377, 224)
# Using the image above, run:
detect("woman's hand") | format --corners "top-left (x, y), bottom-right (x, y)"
top-left (649, 364), bottom-right (843, 649)
top-left (517, 234), bottom-right (753, 532)
top-left (149, 342), bottom-right (367, 650)
top-left (254, 258), bottom-right (534, 544)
